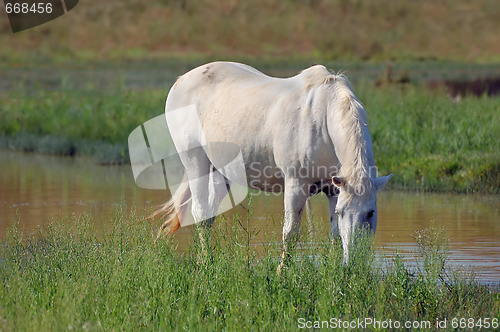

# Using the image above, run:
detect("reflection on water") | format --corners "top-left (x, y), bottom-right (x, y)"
top-left (1, 150), bottom-right (499, 283)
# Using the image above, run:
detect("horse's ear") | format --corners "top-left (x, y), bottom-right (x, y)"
top-left (374, 174), bottom-right (393, 192)
top-left (332, 176), bottom-right (345, 188)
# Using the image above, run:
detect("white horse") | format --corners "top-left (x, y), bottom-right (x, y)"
top-left (155, 62), bottom-right (392, 265)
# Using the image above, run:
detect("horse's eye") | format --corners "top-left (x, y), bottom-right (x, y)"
top-left (367, 210), bottom-right (374, 219)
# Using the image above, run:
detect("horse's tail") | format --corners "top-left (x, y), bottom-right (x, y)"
top-left (152, 178), bottom-right (191, 239)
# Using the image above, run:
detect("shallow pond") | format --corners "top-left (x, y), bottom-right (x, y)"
top-left (1, 150), bottom-right (499, 284)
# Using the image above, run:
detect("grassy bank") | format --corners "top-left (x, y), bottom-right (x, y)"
top-left (0, 211), bottom-right (498, 331)
top-left (0, 88), bottom-right (164, 164)
top-left (1, 73), bottom-right (498, 192)
top-left (357, 83), bottom-right (500, 193)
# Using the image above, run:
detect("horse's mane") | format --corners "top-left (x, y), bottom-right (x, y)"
top-left (327, 74), bottom-right (374, 198)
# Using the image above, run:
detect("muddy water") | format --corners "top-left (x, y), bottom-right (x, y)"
top-left (1, 150), bottom-right (499, 283)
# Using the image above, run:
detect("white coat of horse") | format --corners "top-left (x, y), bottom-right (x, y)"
top-left (155, 62), bottom-right (392, 264)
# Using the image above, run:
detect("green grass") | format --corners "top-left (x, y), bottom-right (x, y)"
top-left (0, 211), bottom-right (498, 331)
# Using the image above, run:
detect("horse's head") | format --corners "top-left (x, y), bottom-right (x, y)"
top-left (332, 174), bottom-right (392, 262)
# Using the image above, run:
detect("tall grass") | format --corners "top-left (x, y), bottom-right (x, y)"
top-left (0, 210), bottom-right (498, 331)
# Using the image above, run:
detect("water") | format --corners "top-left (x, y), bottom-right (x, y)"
top-left (1, 150), bottom-right (499, 284)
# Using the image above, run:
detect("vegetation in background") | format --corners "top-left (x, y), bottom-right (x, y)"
top-left (356, 81), bottom-right (500, 193)
top-left (0, 211), bottom-right (498, 331)
top-left (1, 0), bottom-right (500, 64)
top-left (0, 88), bottom-right (164, 164)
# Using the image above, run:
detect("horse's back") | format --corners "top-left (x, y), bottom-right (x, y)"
top-left (172, 62), bottom-right (271, 91)
top-left (165, 62), bottom-right (340, 189)
top-left (166, 62), bottom-right (299, 147)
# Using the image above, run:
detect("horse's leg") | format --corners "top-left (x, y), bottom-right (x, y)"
top-left (277, 177), bottom-right (308, 274)
top-left (327, 194), bottom-right (339, 242)
top-left (304, 198), bottom-right (315, 241)
top-left (180, 147), bottom-right (215, 261)
top-left (196, 167), bottom-right (230, 261)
